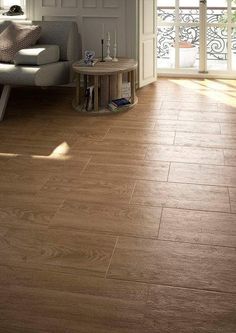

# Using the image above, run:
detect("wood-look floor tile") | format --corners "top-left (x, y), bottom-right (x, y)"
top-left (179, 111), bottom-right (236, 123)
top-left (0, 172), bottom-right (48, 195)
top-left (0, 266), bottom-right (147, 333)
top-left (143, 285), bottom-right (236, 333)
top-left (39, 176), bottom-right (135, 204)
top-left (175, 132), bottom-right (236, 149)
top-left (224, 149), bottom-right (236, 166)
top-left (154, 120), bottom-right (220, 134)
top-left (169, 163), bottom-right (236, 187)
top-left (50, 201), bottom-right (162, 238)
top-left (229, 188), bottom-right (236, 213)
top-left (146, 145), bottom-right (224, 165)
top-left (162, 101), bottom-right (218, 112)
top-left (0, 195), bottom-right (62, 228)
top-left (131, 181), bottom-right (230, 212)
top-left (0, 227), bottom-right (116, 277)
top-left (218, 103), bottom-right (236, 113)
top-left (105, 128), bottom-right (175, 145)
top-left (107, 237), bottom-right (236, 292)
top-left (0, 280), bottom-right (146, 333)
top-left (74, 127), bottom-right (109, 141)
top-left (109, 119), bottom-right (156, 130)
top-left (113, 108), bottom-right (179, 120)
top-left (159, 208), bottom-right (236, 247)
top-left (221, 123), bottom-right (236, 135)
top-left (0, 226), bottom-right (48, 267)
top-left (82, 158), bottom-right (170, 182)
top-left (71, 139), bottom-right (147, 160)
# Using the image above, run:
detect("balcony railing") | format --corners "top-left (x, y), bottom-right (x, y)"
top-left (157, 6), bottom-right (236, 64)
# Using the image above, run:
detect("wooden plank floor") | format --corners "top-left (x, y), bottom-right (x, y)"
top-left (0, 79), bottom-right (236, 333)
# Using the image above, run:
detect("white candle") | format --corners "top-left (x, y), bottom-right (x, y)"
top-left (102, 24), bottom-right (105, 39)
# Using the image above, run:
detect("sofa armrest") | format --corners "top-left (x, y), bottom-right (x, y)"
top-left (14, 44), bottom-right (60, 66)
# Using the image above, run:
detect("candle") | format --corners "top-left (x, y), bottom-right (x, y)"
top-left (102, 24), bottom-right (105, 39)
top-left (114, 30), bottom-right (117, 44)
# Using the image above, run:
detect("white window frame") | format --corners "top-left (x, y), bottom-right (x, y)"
top-left (0, 0), bottom-right (25, 9)
top-left (0, 0), bottom-right (28, 20)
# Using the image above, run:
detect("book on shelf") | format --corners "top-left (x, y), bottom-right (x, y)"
top-left (108, 98), bottom-right (131, 112)
top-left (111, 98), bottom-right (131, 108)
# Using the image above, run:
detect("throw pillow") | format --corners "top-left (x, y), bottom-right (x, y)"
top-left (0, 22), bottom-right (41, 63)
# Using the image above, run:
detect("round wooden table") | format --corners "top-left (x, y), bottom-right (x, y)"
top-left (72, 58), bottom-right (138, 114)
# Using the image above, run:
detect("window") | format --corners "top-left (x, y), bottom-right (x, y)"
top-left (0, 0), bottom-right (25, 10)
top-left (0, 0), bottom-right (26, 18)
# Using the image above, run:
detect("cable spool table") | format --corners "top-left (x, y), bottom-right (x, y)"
top-left (72, 58), bottom-right (138, 114)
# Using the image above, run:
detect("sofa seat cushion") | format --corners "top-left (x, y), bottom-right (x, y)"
top-left (14, 44), bottom-right (60, 65)
top-left (0, 22), bottom-right (41, 63)
top-left (0, 61), bottom-right (70, 86)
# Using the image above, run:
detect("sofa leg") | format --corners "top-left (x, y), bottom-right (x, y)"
top-left (0, 85), bottom-right (11, 121)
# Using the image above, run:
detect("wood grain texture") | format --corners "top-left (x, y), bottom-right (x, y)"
top-left (50, 201), bottom-right (162, 238)
top-left (82, 158), bottom-right (170, 182)
top-left (175, 132), bottom-right (236, 149)
top-left (229, 188), bottom-right (236, 213)
top-left (39, 176), bottom-right (135, 204)
top-left (154, 119), bottom-right (221, 134)
top-left (1, 80), bottom-right (236, 332)
top-left (131, 181), bottom-right (230, 212)
top-left (224, 149), bottom-right (236, 166)
top-left (105, 128), bottom-right (175, 145)
top-left (107, 237), bottom-right (236, 293)
top-left (159, 208), bottom-right (236, 247)
top-left (144, 285), bottom-right (236, 333)
top-left (0, 227), bottom-right (116, 277)
top-left (146, 145), bottom-right (224, 165)
top-left (169, 162), bottom-right (236, 187)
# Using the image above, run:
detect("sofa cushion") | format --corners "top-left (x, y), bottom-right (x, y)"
top-left (0, 22), bottom-right (41, 63)
top-left (0, 61), bottom-right (70, 86)
top-left (14, 44), bottom-right (60, 65)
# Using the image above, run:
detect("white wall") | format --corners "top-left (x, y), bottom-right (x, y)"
top-left (30, 0), bottom-right (137, 60)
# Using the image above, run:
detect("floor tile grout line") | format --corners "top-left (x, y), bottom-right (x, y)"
top-left (102, 127), bottom-right (112, 140)
top-left (105, 236), bottom-right (119, 279)
top-left (167, 161), bottom-right (172, 182)
top-left (156, 207), bottom-right (164, 240)
top-left (127, 178), bottom-right (236, 189)
top-left (79, 155), bottom-right (93, 176)
top-left (227, 187), bottom-right (232, 213)
top-left (129, 181), bottom-right (137, 204)
top-left (40, 224), bottom-right (236, 250)
top-left (106, 276), bottom-right (236, 296)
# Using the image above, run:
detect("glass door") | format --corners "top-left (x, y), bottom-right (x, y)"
top-left (157, 0), bottom-right (200, 72)
top-left (157, 0), bottom-right (236, 75)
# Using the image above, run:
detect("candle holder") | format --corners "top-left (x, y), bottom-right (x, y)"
top-left (105, 32), bottom-right (112, 62)
top-left (100, 39), bottom-right (105, 62)
top-left (112, 42), bottom-right (118, 62)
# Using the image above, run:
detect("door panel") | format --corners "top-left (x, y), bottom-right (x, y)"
top-left (139, 0), bottom-right (157, 87)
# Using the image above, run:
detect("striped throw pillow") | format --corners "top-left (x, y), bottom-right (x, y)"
top-left (0, 22), bottom-right (41, 63)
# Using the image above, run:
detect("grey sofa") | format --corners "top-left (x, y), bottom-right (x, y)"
top-left (0, 20), bottom-right (80, 121)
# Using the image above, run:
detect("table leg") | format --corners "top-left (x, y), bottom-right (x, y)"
top-left (101, 75), bottom-right (109, 107)
top-left (131, 70), bottom-right (136, 104)
top-left (117, 73), bottom-right (123, 98)
top-left (109, 75), bottom-right (117, 100)
top-left (76, 73), bottom-right (81, 106)
top-left (94, 75), bottom-right (99, 112)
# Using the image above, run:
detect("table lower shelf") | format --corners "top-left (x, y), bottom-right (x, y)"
top-left (72, 97), bottom-right (138, 115)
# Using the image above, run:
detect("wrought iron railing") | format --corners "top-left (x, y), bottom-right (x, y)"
top-left (157, 6), bottom-right (236, 62)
